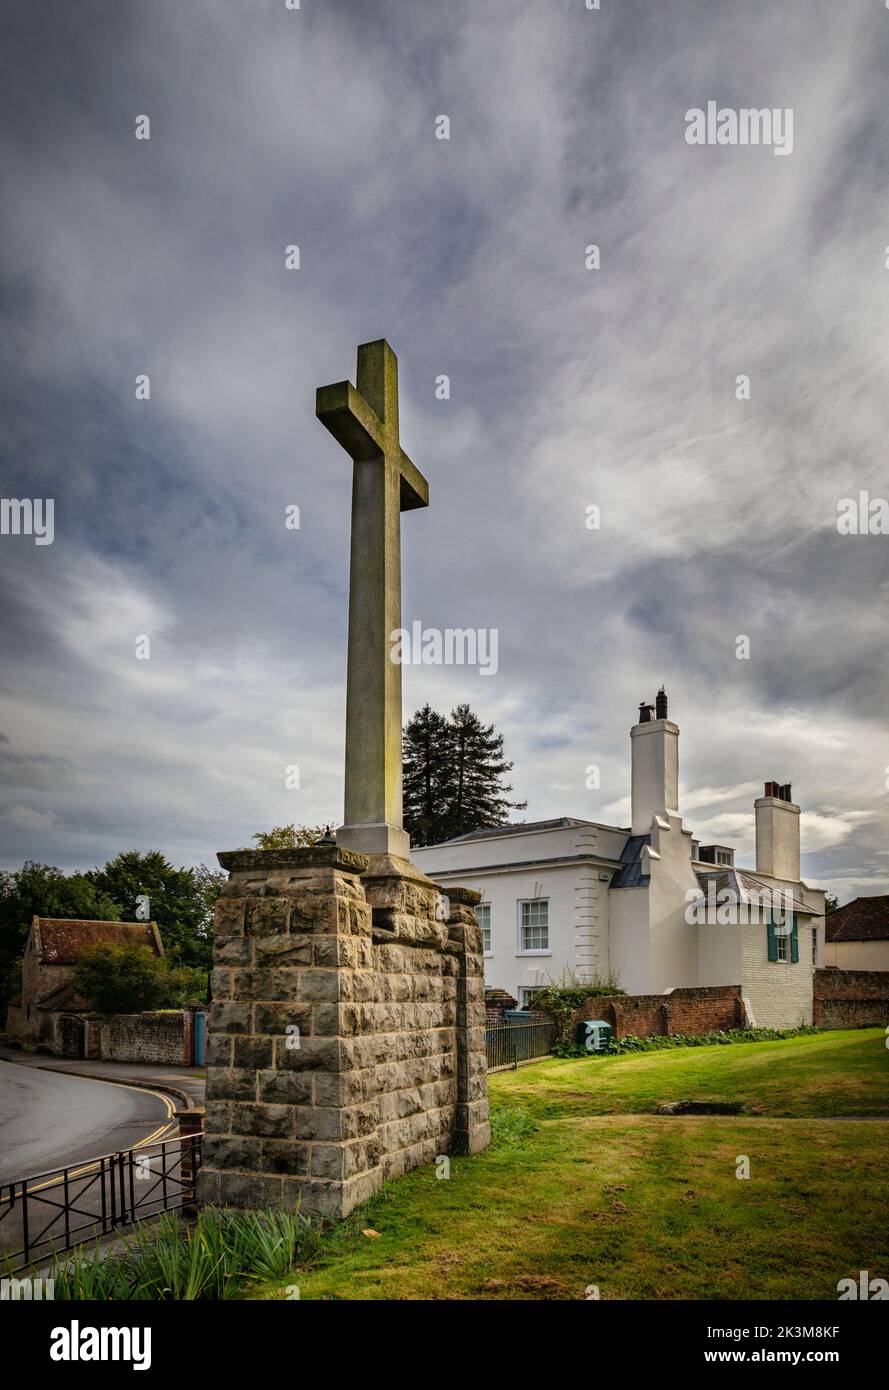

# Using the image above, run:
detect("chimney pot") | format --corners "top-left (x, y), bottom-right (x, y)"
top-left (655, 686), bottom-right (668, 720)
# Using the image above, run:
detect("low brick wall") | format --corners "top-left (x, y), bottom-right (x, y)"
top-left (814, 968), bottom-right (889, 1029)
top-left (571, 985), bottom-right (745, 1040)
top-left (84, 1010), bottom-right (197, 1065)
top-left (484, 988), bottom-right (518, 1027)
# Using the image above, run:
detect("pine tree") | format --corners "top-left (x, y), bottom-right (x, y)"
top-left (445, 703), bottom-right (526, 838)
top-left (402, 704), bottom-right (454, 846)
top-left (402, 702), bottom-right (526, 845)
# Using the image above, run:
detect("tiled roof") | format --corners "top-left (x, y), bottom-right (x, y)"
top-left (35, 918), bottom-right (162, 964)
top-left (826, 896), bottom-right (889, 943)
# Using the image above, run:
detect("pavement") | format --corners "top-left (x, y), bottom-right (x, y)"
top-left (0, 1045), bottom-right (206, 1110)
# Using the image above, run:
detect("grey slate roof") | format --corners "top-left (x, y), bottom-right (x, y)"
top-left (611, 834), bottom-right (651, 888)
top-left (432, 816), bottom-right (618, 846)
top-left (693, 869), bottom-right (815, 916)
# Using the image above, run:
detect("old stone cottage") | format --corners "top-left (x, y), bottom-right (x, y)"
top-left (5, 916), bottom-right (164, 1053)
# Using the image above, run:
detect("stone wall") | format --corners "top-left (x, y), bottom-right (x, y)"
top-left (571, 985), bottom-right (745, 1040)
top-left (814, 968), bottom-right (889, 1029)
top-left (198, 845), bottom-right (489, 1220)
top-left (83, 1009), bottom-right (198, 1065)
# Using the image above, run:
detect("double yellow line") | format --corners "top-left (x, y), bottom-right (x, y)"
top-left (0, 1074), bottom-right (178, 1200)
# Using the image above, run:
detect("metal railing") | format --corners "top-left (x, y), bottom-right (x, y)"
top-left (486, 1019), bottom-right (556, 1070)
top-left (0, 1132), bottom-right (202, 1272)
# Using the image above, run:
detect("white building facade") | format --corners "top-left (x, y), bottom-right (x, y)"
top-left (413, 693), bottom-right (825, 1029)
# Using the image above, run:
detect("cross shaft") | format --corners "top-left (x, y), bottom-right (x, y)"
top-left (316, 339), bottom-right (429, 858)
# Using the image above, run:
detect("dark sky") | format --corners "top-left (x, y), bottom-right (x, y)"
top-left (0, 0), bottom-right (887, 901)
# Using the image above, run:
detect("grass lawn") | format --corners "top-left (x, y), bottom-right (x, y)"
top-left (493, 1027), bottom-right (889, 1120)
top-left (246, 1029), bottom-right (888, 1301)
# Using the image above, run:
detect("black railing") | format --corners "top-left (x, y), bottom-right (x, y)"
top-left (0, 1132), bottom-right (202, 1272)
top-left (486, 1019), bottom-right (556, 1070)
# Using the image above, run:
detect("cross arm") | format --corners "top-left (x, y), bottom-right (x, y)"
top-left (315, 381), bottom-right (384, 462)
top-left (398, 450), bottom-right (429, 511)
top-left (316, 379), bottom-right (429, 511)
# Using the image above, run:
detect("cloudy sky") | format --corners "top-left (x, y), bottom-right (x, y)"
top-left (1, 0), bottom-right (887, 901)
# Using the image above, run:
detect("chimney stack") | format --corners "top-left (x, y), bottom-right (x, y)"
top-left (631, 691), bottom-right (679, 834)
top-left (755, 780), bottom-right (800, 881)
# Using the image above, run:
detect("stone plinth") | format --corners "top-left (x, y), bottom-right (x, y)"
top-left (198, 845), bottom-right (489, 1220)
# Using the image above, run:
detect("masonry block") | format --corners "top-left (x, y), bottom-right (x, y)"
top-left (198, 844), bottom-right (489, 1220)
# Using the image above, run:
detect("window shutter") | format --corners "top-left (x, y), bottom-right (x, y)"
top-left (790, 916), bottom-right (799, 964)
top-left (767, 919), bottom-right (778, 962)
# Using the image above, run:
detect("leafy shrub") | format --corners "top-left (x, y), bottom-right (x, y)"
top-left (532, 968), bottom-right (624, 1045)
top-left (73, 942), bottom-right (205, 1014)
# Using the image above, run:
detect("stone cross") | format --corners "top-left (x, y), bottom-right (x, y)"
top-left (316, 339), bottom-right (428, 858)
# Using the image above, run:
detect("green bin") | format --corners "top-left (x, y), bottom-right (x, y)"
top-left (577, 1019), bottom-right (612, 1053)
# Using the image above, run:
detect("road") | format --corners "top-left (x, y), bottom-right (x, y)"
top-left (0, 1060), bottom-right (183, 1268)
top-left (0, 1060), bottom-right (175, 1185)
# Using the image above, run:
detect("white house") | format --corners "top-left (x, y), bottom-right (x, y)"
top-left (413, 692), bottom-right (825, 1029)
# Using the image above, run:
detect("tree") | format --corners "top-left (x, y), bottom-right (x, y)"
top-left (72, 942), bottom-right (204, 1015)
top-left (446, 703), bottom-right (526, 839)
top-left (402, 703), bottom-right (526, 845)
top-left (194, 862), bottom-right (228, 932)
top-left (86, 851), bottom-right (219, 973)
top-left (250, 824), bottom-right (329, 849)
top-left (0, 862), bottom-right (120, 1007)
top-left (402, 704), bottom-right (455, 846)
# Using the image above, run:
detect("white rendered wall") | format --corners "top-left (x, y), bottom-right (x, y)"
top-left (434, 862), bottom-right (579, 1002)
top-left (823, 939), bottom-right (889, 971)
top-left (645, 812), bottom-right (701, 992)
top-left (755, 796), bottom-right (801, 881)
top-left (696, 914), bottom-right (743, 985)
top-left (414, 822), bottom-right (623, 1000)
top-left (631, 719), bottom-right (680, 835)
top-left (608, 887), bottom-right (650, 994)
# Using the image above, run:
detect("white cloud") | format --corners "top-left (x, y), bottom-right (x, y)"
top-left (0, 0), bottom-right (886, 892)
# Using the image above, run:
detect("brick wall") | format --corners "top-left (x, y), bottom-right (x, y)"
top-left (199, 845), bottom-right (489, 1221)
top-left (814, 968), bottom-right (889, 1029)
top-left (484, 988), bottom-right (517, 1027)
top-left (570, 985), bottom-right (745, 1040)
